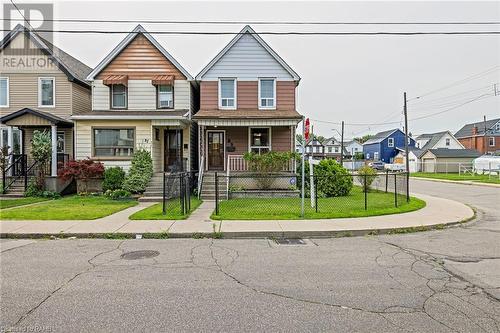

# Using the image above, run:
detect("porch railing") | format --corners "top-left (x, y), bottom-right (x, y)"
top-left (227, 155), bottom-right (296, 173)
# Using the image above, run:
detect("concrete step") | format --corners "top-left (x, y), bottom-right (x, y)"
top-left (138, 196), bottom-right (163, 202)
top-left (0, 193), bottom-right (25, 198)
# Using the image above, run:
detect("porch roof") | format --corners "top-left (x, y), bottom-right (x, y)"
top-left (0, 108), bottom-right (73, 127)
top-left (193, 109), bottom-right (302, 126)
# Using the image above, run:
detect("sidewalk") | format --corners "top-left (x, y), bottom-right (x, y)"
top-left (0, 194), bottom-right (474, 238)
top-left (411, 176), bottom-right (500, 188)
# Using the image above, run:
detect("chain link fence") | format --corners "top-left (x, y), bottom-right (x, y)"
top-left (161, 172), bottom-right (197, 216)
top-left (212, 172), bottom-right (410, 219)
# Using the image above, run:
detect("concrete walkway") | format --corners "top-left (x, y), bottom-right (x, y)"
top-left (410, 176), bottom-right (500, 188)
top-left (0, 194), bottom-right (473, 238)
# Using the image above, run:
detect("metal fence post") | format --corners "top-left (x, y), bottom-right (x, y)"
top-left (186, 173), bottom-right (191, 211)
top-left (215, 172), bottom-right (219, 215)
top-left (24, 155), bottom-right (28, 191)
top-left (162, 172), bottom-right (166, 215)
top-left (314, 175), bottom-right (318, 213)
top-left (364, 174), bottom-right (367, 210)
top-left (385, 169), bottom-right (388, 193)
top-left (406, 172), bottom-right (410, 203)
top-left (179, 174), bottom-right (185, 215)
top-left (394, 173), bottom-right (398, 208)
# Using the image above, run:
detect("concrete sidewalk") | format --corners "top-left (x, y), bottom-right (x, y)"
top-left (411, 176), bottom-right (500, 188)
top-left (0, 194), bottom-right (474, 238)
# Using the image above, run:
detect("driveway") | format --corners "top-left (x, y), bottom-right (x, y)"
top-left (1, 179), bottom-right (499, 332)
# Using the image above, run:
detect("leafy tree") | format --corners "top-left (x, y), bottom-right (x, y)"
top-left (295, 134), bottom-right (304, 144)
top-left (354, 134), bottom-right (374, 144)
top-left (357, 165), bottom-right (377, 192)
top-left (123, 149), bottom-right (153, 193)
top-left (31, 130), bottom-right (52, 190)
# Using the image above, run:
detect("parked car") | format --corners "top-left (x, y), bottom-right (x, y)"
top-left (369, 161), bottom-right (385, 170)
top-left (384, 163), bottom-right (406, 172)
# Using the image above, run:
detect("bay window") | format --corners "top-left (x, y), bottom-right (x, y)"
top-left (219, 78), bottom-right (236, 109)
top-left (249, 127), bottom-right (271, 154)
top-left (0, 77), bottom-right (9, 107)
top-left (259, 78), bottom-right (276, 109)
top-left (111, 84), bottom-right (127, 109)
top-left (93, 128), bottom-right (134, 157)
top-left (38, 77), bottom-right (55, 107)
top-left (157, 85), bottom-right (173, 108)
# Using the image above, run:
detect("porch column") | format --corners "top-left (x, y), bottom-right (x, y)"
top-left (51, 124), bottom-right (57, 176)
top-left (7, 125), bottom-right (13, 175)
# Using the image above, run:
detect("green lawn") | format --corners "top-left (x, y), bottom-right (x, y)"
top-left (212, 187), bottom-right (425, 220)
top-left (0, 197), bottom-right (49, 209)
top-left (411, 172), bottom-right (500, 184)
top-left (129, 197), bottom-right (202, 220)
top-left (0, 195), bottom-right (138, 220)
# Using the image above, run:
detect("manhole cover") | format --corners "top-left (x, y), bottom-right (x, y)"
top-left (274, 238), bottom-right (306, 245)
top-left (120, 250), bottom-right (160, 260)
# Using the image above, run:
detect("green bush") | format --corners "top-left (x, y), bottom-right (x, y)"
top-left (243, 151), bottom-right (298, 189)
top-left (357, 165), bottom-right (377, 192)
top-left (24, 179), bottom-right (60, 198)
top-left (102, 167), bottom-right (126, 191)
top-left (123, 149), bottom-right (153, 193)
top-left (315, 159), bottom-right (353, 197)
top-left (104, 189), bottom-right (132, 200)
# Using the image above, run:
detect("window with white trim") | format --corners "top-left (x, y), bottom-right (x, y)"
top-left (111, 84), bottom-right (127, 109)
top-left (388, 138), bottom-right (394, 147)
top-left (335, 147), bottom-right (339, 153)
top-left (259, 78), bottom-right (276, 109)
top-left (219, 79), bottom-right (236, 109)
top-left (489, 137), bottom-right (495, 147)
top-left (249, 127), bottom-right (270, 154)
top-left (374, 152), bottom-right (379, 161)
top-left (0, 77), bottom-right (8, 107)
top-left (328, 147), bottom-right (333, 153)
top-left (157, 85), bottom-right (173, 108)
top-left (38, 77), bottom-right (55, 107)
top-left (93, 128), bottom-right (134, 157)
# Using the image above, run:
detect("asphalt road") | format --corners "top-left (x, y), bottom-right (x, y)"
top-left (1, 179), bottom-right (499, 333)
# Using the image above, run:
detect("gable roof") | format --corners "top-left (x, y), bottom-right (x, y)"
top-left (87, 24), bottom-right (193, 81)
top-left (363, 129), bottom-right (400, 145)
top-left (196, 25), bottom-right (300, 81)
top-left (0, 24), bottom-right (92, 88)
top-left (323, 137), bottom-right (339, 146)
top-left (455, 118), bottom-right (500, 138)
top-left (426, 148), bottom-right (481, 158)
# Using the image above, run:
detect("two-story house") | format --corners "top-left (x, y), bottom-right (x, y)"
top-left (193, 25), bottom-right (302, 173)
top-left (323, 137), bottom-right (346, 160)
top-left (455, 118), bottom-right (500, 154)
top-left (73, 25), bottom-right (196, 174)
top-left (0, 25), bottom-right (92, 194)
top-left (363, 128), bottom-right (415, 163)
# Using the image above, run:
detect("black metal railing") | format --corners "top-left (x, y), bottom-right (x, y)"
top-left (161, 171), bottom-right (197, 216)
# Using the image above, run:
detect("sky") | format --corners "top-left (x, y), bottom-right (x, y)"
top-left (3, 0), bottom-right (500, 140)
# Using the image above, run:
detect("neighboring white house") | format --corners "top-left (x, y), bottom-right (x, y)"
top-left (397, 131), bottom-right (465, 172)
top-left (344, 139), bottom-right (363, 157)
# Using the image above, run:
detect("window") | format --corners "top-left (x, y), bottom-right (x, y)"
top-left (0, 127), bottom-right (21, 154)
top-left (335, 147), bottom-right (339, 153)
top-left (489, 137), bottom-right (495, 147)
top-left (249, 127), bottom-right (270, 154)
top-left (313, 146), bottom-right (317, 153)
top-left (445, 138), bottom-right (450, 146)
top-left (157, 85), bottom-right (173, 108)
top-left (93, 128), bottom-right (134, 157)
top-left (0, 77), bottom-right (8, 107)
top-left (328, 147), bottom-right (333, 153)
top-left (219, 79), bottom-right (236, 109)
top-left (38, 77), bottom-right (54, 107)
top-left (495, 123), bottom-right (500, 132)
top-left (111, 84), bottom-right (127, 109)
top-left (388, 138), bottom-right (394, 147)
top-left (259, 78), bottom-right (276, 109)
top-left (374, 152), bottom-right (379, 161)
top-left (57, 132), bottom-right (65, 153)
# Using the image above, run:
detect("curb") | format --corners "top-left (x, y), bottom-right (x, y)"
top-left (411, 176), bottom-right (500, 188)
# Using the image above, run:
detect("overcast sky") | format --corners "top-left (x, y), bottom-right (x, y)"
top-left (5, 0), bottom-right (500, 139)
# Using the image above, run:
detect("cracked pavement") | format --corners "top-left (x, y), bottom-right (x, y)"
top-left (1, 179), bottom-right (499, 332)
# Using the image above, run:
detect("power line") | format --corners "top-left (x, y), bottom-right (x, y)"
top-left (409, 83), bottom-right (497, 106)
top-left (1, 29), bottom-right (500, 36)
top-left (2, 18), bottom-right (500, 25)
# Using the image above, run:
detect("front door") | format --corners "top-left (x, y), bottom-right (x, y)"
top-left (164, 129), bottom-right (183, 172)
top-left (207, 131), bottom-right (224, 170)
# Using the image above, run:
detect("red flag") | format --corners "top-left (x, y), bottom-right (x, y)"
top-left (304, 118), bottom-right (310, 141)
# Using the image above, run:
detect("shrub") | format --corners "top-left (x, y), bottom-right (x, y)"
top-left (104, 189), bottom-right (132, 200)
top-left (357, 165), bottom-right (378, 192)
top-left (314, 159), bottom-right (353, 197)
top-left (25, 179), bottom-right (60, 198)
top-left (102, 167), bottom-right (125, 191)
top-left (243, 151), bottom-right (298, 189)
top-left (58, 158), bottom-right (105, 193)
top-left (123, 149), bottom-right (153, 193)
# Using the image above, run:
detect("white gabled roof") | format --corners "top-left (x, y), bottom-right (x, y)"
top-left (87, 25), bottom-right (193, 81)
top-left (196, 25), bottom-right (300, 81)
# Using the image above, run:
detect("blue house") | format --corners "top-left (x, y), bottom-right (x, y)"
top-left (363, 129), bottom-right (415, 163)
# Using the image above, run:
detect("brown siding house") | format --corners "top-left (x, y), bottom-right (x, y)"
top-left (455, 118), bottom-right (500, 154)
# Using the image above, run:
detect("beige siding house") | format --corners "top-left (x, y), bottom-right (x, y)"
top-left (73, 25), bottom-right (196, 173)
top-left (0, 25), bottom-right (92, 194)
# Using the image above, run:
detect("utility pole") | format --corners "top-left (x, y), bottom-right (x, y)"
top-left (403, 92), bottom-right (410, 202)
top-left (484, 115), bottom-right (488, 154)
top-left (340, 121), bottom-right (344, 166)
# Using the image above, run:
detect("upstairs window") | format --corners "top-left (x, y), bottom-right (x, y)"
top-left (388, 138), bottom-right (394, 147)
top-left (249, 127), bottom-right (270, 154)
top-left (38, 77), bottom-right (55, 107)
top-left (259, 78), bottom-right (276, 109)
top-left (489, 137), bottom-right (495, 147)
top-left (0, 77), bottom-right (8, 107)
top-left (219, 79), bottom-right (236, 109)
top-left (445, 138), bottom-right (450, 146)
top-left (157, 85), bottom-right (173, 109)
top-left (111, 84), bottom-right (127, 109)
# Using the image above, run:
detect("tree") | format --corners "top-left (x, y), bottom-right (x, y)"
top-left (31, 130), bottom-right (52, 190)
top-left (58, 159), bottom-right (105, 193)
top-left (354, 134), bottom-right (374, 144)
top-left (315, 135), bottom-right (326, 144)
top-left (123, 149), bottom-right (153, 193)
top-left (295, 134), bottom-right (304, 144)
